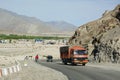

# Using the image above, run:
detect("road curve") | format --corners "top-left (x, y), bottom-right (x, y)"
top-left (39, 61), bottom-right (120, 80)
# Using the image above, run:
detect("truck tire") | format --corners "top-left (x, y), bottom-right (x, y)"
top-left (71, 63), bottom-right (77, 66)
top-left (82, 63), bottom-right (86, 66)
top-left (64, 62), bottom-right (67, 65)
top-left (51, 60), bottom-right (53, 62)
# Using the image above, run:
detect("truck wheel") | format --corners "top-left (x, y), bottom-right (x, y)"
top-left (82, 63), bottom-right (86, 66)
top-left (64, 62), bottom-right (67, 65)
top-left (51, 60), bottom-right (53, 62)
top-left (71, 63), bottom-right (77, 66)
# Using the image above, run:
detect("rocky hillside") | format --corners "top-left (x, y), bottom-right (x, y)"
top-left (69, 5), bottom-right (120, 63)
top-left (0, 8), bottom-right (76, 36)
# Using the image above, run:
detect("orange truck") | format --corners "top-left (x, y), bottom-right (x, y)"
top-left (60, 46), bottom-right (88, 66)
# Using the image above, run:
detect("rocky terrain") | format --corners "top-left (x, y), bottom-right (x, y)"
top-left (0, 8), bottom-right (76, 36)
top-left (69, 5), bottom-right (120, 63)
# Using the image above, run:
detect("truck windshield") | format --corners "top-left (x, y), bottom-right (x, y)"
top-left (74, 50), bottom-right (87, 55)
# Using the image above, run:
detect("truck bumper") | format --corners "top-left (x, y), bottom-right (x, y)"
top-left (73, 60), bottom-right (88, 64)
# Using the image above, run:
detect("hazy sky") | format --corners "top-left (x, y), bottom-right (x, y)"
top-left (0, 0), bottom-right (119, 26)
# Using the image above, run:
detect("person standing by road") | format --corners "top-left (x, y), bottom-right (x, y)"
top-left (35, 54), bottom-right (39, 62)
top-left (112, 49), bottom-right (120, 63)
top-left (91, 48), bottom-right (99, 60)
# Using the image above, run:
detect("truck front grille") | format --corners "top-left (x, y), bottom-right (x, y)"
top-left (76, 57), bottom-right (88, 61)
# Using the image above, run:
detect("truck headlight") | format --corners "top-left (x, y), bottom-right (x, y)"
top-left (74, 59), bottom-right (77, 60)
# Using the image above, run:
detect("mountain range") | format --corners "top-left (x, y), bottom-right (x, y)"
top-left (0, 8), bottom-right (76, 36)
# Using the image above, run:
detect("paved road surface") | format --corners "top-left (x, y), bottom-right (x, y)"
top-left (39, 61), bottom-right (120, 80)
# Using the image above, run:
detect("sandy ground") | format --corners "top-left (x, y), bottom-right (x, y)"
top-left (0, 43), bottom-right (68, 80)
top-left (0, 43), bottom-right (64, 67)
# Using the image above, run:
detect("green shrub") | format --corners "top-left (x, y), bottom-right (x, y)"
top-left (0, 34), bottom-right (68, 40)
